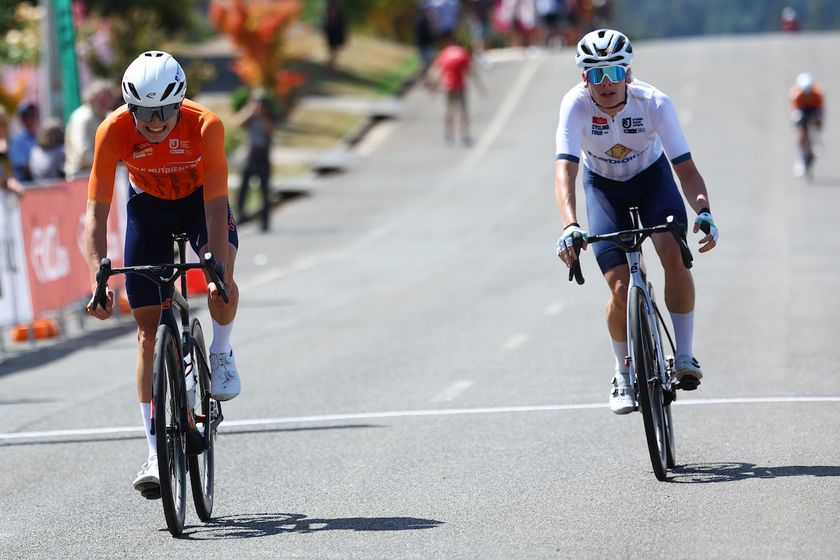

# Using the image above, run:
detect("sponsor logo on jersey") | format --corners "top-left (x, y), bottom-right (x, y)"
top-left (131, 144), bottom-right (155, 159)
top-left (591, 116), bottom-right (609, 136)
top-left (169, 138), bottom-right (190, 155)
top-left (606, 144), bottom-right (632, 159)
top-left (622, 117), bottom-right (645, 134)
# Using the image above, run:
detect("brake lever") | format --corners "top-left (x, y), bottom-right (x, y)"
top-left (568, 234), bottom-right (585, 285)
top-left (203, 252), bottom-right (230, 304)
top-left (93, 258), bottom-right (112, 310)
top-left (666, 216), bottom-right (693, 269)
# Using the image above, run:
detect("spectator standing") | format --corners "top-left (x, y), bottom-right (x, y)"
top-left (0, 107), bottom-right (24, 195)
top-left (9, 101), bottom-right (39, 181)
top-left (466, 0), bottom-right (494, 66)
top-left (30, 118), bottom-right (66, 181)
top-left (322, 0), bottom-right (347, 72)
top-left (235, 89), bottom-right (275, 232)
top-left (65, 79), bottom-right (116, 178)
top-left (416, 5), bottom-right (437, 78)
top-left (430, 33), bottom-right (485, 146)
top-left (425, 0), bottom-right (461, 38)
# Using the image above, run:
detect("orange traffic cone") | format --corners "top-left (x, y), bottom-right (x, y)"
top-left (32, 318), bottom-right (59, 339)
top-left (11, 324), bottom-right (30, 342)
top-left (185, 268), bottom-right (208, 296)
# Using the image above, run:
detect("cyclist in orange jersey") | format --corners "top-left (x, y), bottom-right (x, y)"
top-left (789, 72), bottom-right (824, 177)
top-left (83, 51), bottom-right (241, 498)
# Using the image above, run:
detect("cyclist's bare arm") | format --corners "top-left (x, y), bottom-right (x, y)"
top-left (204, 195), bottom-right (232, 276)
top-left (84, 199), bottom-right (115, 318)
top-left (555, 158), bottom-right (585, 265)
top-left (555, 159), bottom-right (580, 228)
top-left (672, 158), bottom-right (716, 253)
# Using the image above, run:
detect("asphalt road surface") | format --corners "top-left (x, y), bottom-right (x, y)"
top-left (2, 33), bottom-right (840, 559)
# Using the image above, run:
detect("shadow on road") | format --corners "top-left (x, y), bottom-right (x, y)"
top-left (669, 462), bottom-right (840, 483)
top-left (178, 512), bottom-right (444, 539)
top-left (808, 175), bottom-right (840, 187)
top-left (0, 321), bottom-right (137, 378)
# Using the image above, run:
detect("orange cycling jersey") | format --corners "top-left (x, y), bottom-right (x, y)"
top-left (790, 84), bottom-right (824, 112)
top-left (88, 98), bottom-right (228, 206)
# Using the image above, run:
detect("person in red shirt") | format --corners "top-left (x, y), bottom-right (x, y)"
top-left (789, 72), bottom-right (824, 177)
top-left (84, 51), bottom-right (241, 497)
top-left (430, 33), bottom-right (486, 146)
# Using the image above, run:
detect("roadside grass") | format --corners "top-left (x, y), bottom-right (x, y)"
top-left (225, 28), bottom-right (418, 219)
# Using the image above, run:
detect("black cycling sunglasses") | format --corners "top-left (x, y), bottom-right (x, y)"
top-left (128, 102), bottom-right (181, 122)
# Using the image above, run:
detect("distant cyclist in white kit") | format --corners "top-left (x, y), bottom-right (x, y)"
top-left (554, 29), bottom-right (719, 414)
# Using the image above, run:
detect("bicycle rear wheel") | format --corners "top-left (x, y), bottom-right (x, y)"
top-left (188, 318), bottom-right (216, 521)
top-left (153, 324), bottom-right (188, 536)
top-left (629, 287), bottom-right (669, 481)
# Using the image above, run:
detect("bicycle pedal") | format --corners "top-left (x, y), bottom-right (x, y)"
top-left (140, 488), bottom-right (161, 500)
top-left (186, 428), bottom-right (205, 456)
top-left (676, 377), bottom-right (701, 391)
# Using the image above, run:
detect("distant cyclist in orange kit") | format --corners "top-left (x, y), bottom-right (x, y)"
top-left (789, 72), bottom-right (824, 178)
top-left (83, 51), bottom-right (241, 498)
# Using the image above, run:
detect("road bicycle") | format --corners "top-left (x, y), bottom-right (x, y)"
top-left (569, 208), bottom-right (698, 480)
top-left (93, 234), bottom-right (229, 536)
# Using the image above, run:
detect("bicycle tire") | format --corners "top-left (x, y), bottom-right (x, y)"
top-left (629, 287), bottom-right (669, 481)
top-left (188, 318), bottom-right (215, 521)
top-left (651, 299), bottom-right (676, 469)
top-left (153, 324), bottom-right (188, 536)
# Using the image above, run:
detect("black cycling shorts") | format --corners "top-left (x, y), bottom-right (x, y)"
top-left (124, 186), bottom-right (239, 308)
top-left (583, 153), bottom-right (687, 274)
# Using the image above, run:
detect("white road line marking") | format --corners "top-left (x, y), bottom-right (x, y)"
top-left (431, 380), bottom-right (475, 402)
top-left (3, 397), bottom-right (839, 442)
top-left (501, 333), bottom-right (529, 351)
top-left (543, 301), bottom-right (566, 316)
top-left (462, 55), bottom-right (544, 171)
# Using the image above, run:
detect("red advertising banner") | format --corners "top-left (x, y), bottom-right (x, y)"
top-left (18, 178), bottom-right (124, 318)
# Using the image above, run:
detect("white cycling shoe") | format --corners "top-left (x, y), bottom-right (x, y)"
top-left (674, 355), bottom-right (703, 391)
top-left (609, 372), bottom-right (635, 415)
top-left (133, 456), bottom-right (160, 499)
top-left (210, 350), bottom-right (241, 401)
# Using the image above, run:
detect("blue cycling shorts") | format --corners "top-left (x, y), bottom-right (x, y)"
top-left (124, 186), bottom-right (239, 308)
top-left (583, 153), bottom-right (687, 274)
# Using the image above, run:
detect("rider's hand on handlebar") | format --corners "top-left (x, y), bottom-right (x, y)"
top-left (693, 211), bottom-right (718, 253)
top-left (556, 223), bottom-right (589, 266)
top-left (86, 288), bottom-right (114, 320)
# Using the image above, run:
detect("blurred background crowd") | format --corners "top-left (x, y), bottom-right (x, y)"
top-left (0, 0), bottom-right (834, 200)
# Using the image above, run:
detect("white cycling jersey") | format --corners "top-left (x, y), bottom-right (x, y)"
top-left (555, 79), bottom-right (691, 181)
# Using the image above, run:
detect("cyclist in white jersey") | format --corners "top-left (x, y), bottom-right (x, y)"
top-left (554, 29), bottom-right (719, 414)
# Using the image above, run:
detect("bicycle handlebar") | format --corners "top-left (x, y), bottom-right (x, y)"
top-left (568, 215), bottom-right (693, 285)
top-left (92, 253), bottom-right (230, 311)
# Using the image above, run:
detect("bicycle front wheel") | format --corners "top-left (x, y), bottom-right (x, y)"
top-left (153, 324), bottom-right (188, 536)
top-left (188, 318), bottom-right (215, 521)
top-left (629, 287), bottom-right (669, 481)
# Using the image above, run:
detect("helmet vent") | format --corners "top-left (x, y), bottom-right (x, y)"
top-left (124, 82), bottom-right (140, 101)
top-left (160, 82), bottom-right (176, 102)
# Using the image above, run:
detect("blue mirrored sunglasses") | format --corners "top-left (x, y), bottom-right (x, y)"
top-left (585, 66), bottom-right (627, 85)
top-left (128, 102), bottom-right (181, 122)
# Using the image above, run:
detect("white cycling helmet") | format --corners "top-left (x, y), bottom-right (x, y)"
top-left (121, 51), bottom-right (186, 107)
top-left (575, 28), bottom-right (634, 70)
top-left (796, 72), bottom-right (814, 93)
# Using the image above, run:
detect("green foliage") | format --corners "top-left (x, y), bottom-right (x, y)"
top-left (0, 0), bottom-right (35, 34)
top-left (300, 0), bottom-right (417, 42)
top-left (0, 2), bottom-right (41, 65)
top-left (79, 0), bottom-right (198, 34)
